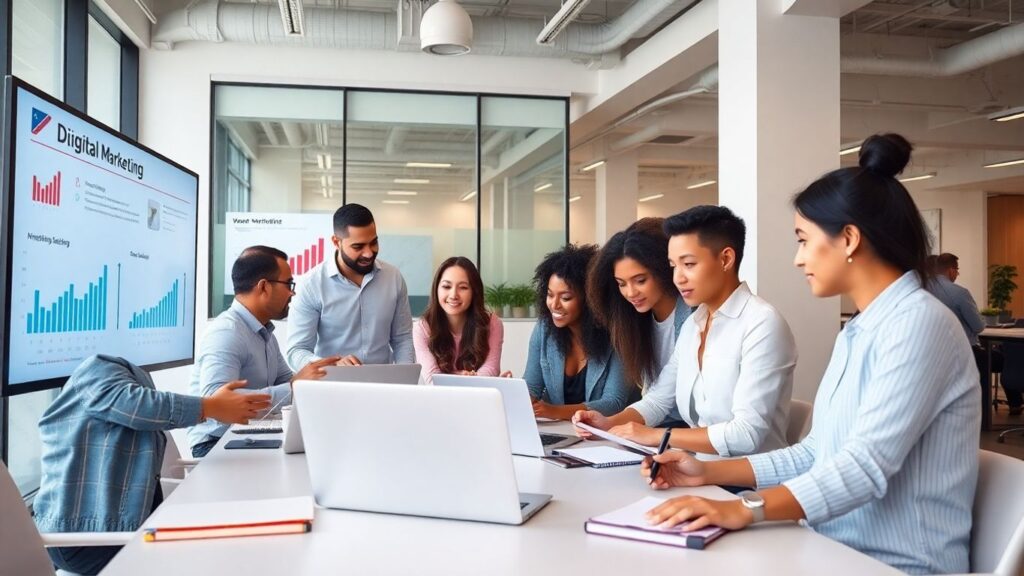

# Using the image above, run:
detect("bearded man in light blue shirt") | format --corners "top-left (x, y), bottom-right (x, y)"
top-left (286, 204), bottom-right (415, 370)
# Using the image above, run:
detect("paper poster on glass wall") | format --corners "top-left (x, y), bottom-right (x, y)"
top-left (920, 209), bottom-right (941, 255)
top-left (223, 212), bottom-right (433, 303)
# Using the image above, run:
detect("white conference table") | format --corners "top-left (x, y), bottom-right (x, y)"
top-left (101, 423), bottom-right (900, 576)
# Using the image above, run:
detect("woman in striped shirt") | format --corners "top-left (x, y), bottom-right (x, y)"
top-left (638, 133), bottom-right (980, 575)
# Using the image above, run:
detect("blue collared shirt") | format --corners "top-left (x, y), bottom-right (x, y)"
top-left (748, 272), bottom-right (980, 575)
top-left (187, 299), bottom-right (293, 447)
top-left (926, 274), bottom-right (985, 346)
top-left (34, 355), bottom-right (202, 534)
top-left (285, 256), bottom-right (414, 369)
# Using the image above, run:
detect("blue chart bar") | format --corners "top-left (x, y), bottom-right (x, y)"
top-left (26, 266), bottom-right (108, 334)
top-left (129, 279), bottom-right (179, 330)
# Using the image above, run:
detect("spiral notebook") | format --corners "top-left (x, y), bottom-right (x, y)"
top-left (552, 446), bottom-right (645, 468)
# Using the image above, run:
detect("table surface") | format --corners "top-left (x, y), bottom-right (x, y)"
top-left (101, 423), bottom-right (900, 576)
top-left (981, 327), bottom-right (1024, 339)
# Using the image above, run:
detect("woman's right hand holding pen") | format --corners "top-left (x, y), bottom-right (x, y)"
top-left (641, 450), bottom-right (709, 489)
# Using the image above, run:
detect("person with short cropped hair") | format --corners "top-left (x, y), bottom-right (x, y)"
top-left (286, 204), bottom-right (414, 369)
top-left (574, 206), bottom-right (796, 459)
top-left (188, 246), bottom-right (339, 457)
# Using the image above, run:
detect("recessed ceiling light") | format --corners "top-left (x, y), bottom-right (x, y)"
top-left (839, 144), bottom-right (861, 156)
top-left (406, 162), bottom-right (453, 168)
top-left (989, 106), bottom-right (1024, 122)
top-left (534, 183), bottom-right (553, 193)
top-left (580, 160), bottom-right (606, 172)
top-left (984, 158), bottom-right (1024, 168)
top-left (394, 178), bottom-right (430, 184)
top-left (382, 200), bottom-right (410, 205)
top-left (638, 194), bottom-right (664, 202)
top-left (898, 172), bottom-right (936, 183)
top-left (687, 180), bottom-right (716, 189)
top-left (460, 190), bottom-right (477, 202)
top-left (568, 195), bottom-right (581, 203)
top-left (387, 191), bottom-right (418, 196)
top-left (320, 175), bottom-right (333, 187)
top-left (317, 153), bottom-right (332, 170)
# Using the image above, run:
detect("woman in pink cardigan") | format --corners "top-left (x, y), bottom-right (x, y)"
top-left (414, 257), bottom-right (503, 384)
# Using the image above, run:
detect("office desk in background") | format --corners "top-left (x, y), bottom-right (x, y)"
top-left (980, 328), bottom-right (1024, 431)
top-left (101, 423), bottom-right (900, 576)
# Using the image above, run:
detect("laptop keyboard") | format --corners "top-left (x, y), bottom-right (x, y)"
top-left (539, 433), bottom-right (568, 446)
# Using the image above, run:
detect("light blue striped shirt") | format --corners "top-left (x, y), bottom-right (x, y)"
top-left (748, 272), bottom-right (981, 575)
top-left (187, 299), bottom-right (293, 447)
top-left (286, 256), bottom-right (414, 370)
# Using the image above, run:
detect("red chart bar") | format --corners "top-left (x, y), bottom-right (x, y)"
top-left (311, 243), bottom-right (317, 269)
top-left (32, 175), bottom-right (37, 201)
top-left (56, 172), bottom-right (61, 205)
top-left (318, 238), bottom-right (325, 265)
top-left (45, 183), bottom-right (51, 205)
top-left (304, 249), bottom-right (309, 272)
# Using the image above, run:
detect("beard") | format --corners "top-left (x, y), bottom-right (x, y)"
top-left (341, 250), bottom-right (376, 275)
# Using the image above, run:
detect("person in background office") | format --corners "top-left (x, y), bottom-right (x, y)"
top-left (188, 246), bottom-right (339, 457)
top-left (524, 244), bottom-right (631, 420)
top-left (286, 203), bottom-right (415, 369)
top-left (34, 354), bottom-right (271, 575)
top-left (639, 134), bottom-right (979, 576)
top-left (414, 256), bottom-right (503, 384)
top-left (926, 253), bottom-right (1011, 411)
top-left (573, 206), bottom-right (796, 458)
top-left (587, 218), bottom-right (692, 413)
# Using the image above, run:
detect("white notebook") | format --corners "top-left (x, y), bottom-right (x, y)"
top-left (585, 496), bottom-right (727, 549)
top-left (554, 446), bottom-right (645, 468)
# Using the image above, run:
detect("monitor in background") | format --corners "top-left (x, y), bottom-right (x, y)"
top-left (0, 76), bottom-right (199, 395)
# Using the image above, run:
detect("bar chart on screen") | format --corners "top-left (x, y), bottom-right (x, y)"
top-left (223, 212), bottom-right (333, 295)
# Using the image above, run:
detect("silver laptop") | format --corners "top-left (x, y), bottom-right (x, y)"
top-left (433, 374), bottom-right (580, 457)
top-left (283, 363), bottom-right (421, 454)
top-left (293, 380), bottom-right (551, 525)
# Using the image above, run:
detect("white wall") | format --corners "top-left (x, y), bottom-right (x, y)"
top-left (251, 148), bottom-right (303, 212)
top-left (909, 187), bottom-right (988, 305)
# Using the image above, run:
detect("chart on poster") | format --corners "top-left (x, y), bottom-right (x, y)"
top-left (4, 83), bottom-right (198, 388)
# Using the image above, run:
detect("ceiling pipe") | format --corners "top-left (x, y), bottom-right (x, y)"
top-left (152, 0), bottom-right (693, 64)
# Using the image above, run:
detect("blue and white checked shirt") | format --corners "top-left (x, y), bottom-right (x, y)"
top-left (187, 299), bottom-right (293, 448)
top-left (34, 355), bottom-right (202, 533)
top-left (285, 256), bottom-right (414, 370)
top-left (748, 272), bottom-right (980, 575)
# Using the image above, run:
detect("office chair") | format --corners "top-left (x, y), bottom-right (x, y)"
top-left (971, 451), bottom-right (1024, 575)
top-left (0, 461), bottom-right (133, 576)
top-left (998, 341), bottom-right (1024, 443)
top-left (786, 399), bottom-right (813, 445)
top-left (160, 430), bottom-right (198, 497)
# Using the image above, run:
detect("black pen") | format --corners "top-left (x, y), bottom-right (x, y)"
top-left (647, 428), bottom-right (673, 485)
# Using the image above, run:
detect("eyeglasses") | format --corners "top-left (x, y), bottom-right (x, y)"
top-left (266, 279), bottom-right (296, 291)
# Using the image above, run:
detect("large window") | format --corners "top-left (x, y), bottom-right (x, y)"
top-left (210, 84), bottom-right (568, 318)
top-left (2, 0), bottom-right (141, 498)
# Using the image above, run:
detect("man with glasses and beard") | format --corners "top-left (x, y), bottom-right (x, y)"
top-left (286, 204), bottom-right (415, 371)
top-left (188, 246), bottom-right (339, 457)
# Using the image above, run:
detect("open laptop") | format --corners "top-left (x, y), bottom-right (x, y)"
top-left (293, 380), bottom-right (551, 525)
top-left (433, 374), bottom-right (580, 457)
top-left (283, 363), bottom-right (421, 454)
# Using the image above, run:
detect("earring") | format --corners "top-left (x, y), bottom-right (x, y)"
top-left (847, 256), bottom-right (853, 264)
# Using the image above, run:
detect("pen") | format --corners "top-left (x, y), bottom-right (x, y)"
top-left (648, 428), bottom-right (673, 485)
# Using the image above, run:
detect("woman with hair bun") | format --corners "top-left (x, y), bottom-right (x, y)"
top-left (636, 133), bottom-right (980, 575)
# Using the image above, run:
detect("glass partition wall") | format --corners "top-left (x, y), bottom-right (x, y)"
top-left (211, 85), bottom-right (568, 318)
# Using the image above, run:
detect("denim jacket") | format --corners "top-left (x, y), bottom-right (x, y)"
top-left (33, 355), bottom-right (203, 533)
top-left (523, 321), bottom-right (630, 415)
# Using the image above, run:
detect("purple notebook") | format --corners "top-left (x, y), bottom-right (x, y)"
top-left (585, 497), bottom-right (727, 550)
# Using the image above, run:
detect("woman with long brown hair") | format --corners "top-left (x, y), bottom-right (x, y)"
top-left (413, 256), bottom-right (503, 384)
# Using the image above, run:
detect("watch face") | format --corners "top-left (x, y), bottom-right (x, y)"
top-left (740, 491), bottom-right (765, 507)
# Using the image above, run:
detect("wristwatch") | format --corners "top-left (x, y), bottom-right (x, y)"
top-left (737, 490), bottom-right (766, 524)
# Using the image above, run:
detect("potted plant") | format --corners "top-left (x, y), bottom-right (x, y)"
top-left (484, 283), bottom-right (510, 318)
top-left (988, 264), bottom-right (1019, 323)
top-left (980, 307), bottom-right (1001, 328)
top-left (508, 284), bottom-right (535, 319)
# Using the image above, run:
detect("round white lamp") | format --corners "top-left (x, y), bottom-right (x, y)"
top-left (420, 0), bottom-right (473, 55)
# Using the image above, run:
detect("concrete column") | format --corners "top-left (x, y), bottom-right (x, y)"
top-left (596, 150), bottom-right (639, 243)
top-left (718, 0), bottom-right (841, 401)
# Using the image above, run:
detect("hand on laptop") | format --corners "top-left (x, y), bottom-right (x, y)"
top-left (335, 355), bottom-right (363, 367)
top-left (457, 370), bottom-right (478, 376)
top-left (203, 380), bottom-right (272, 424)
top-left (292, 356), bottom-right (342, 383)
top-left (608, 422), bottom-right (662, 447)
top-left (499, 371), bottom-right (513, 378)
top-left (571, 409), bottom-right (610, 438)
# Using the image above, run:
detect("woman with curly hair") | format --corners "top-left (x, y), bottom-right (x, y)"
top-left (414, 257), bottom-right (503, 385)
top-left (587, 218), bottom-right (692, 406)
top-left (523, 244), bottom-right (631, 420)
